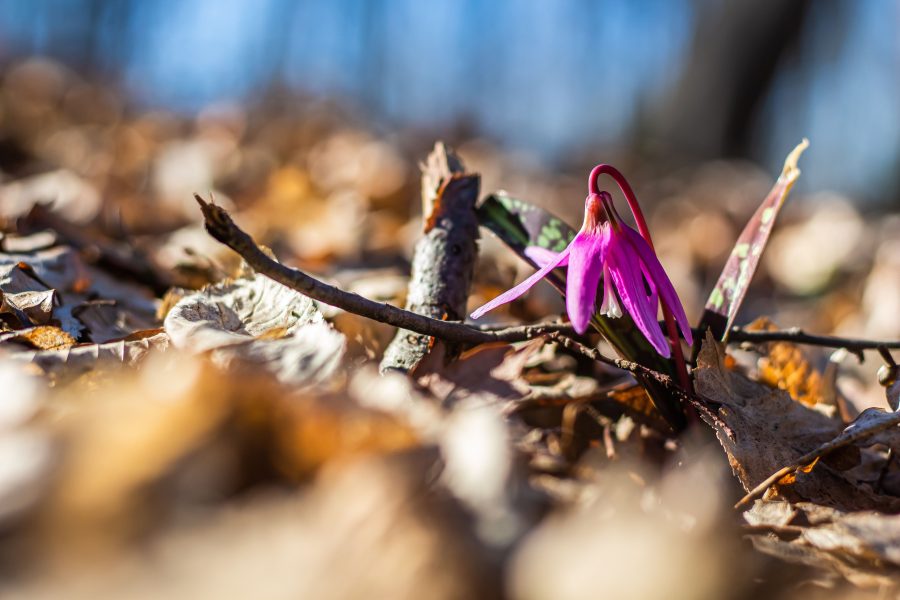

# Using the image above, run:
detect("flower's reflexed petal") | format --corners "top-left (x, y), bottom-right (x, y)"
top-left (599, 263), bottom-right (622, 319)
top-left (606, 235), bottom-right (670, 357)
top-left (524, 245), bottom-right (569, 268)
top-left (624, 228), bottom-right (694, 346)
top-left (565, 232), bottom-right (607, 334)
top-left (640, 261), bottom-right (659, 309)
top-left (470, 247), bottom-right (572, 320)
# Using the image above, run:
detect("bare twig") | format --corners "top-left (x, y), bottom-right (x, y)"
top-left (735, 409), bottom-right (900, 509)
top-left (548, 332), bottom-right (682, 392)
top-left (195, 194), bottom-right (573, 347)
top-left (409, 315), bottom-right (900, 357)
top-left (727, 326), bottom-right (900, 354)
top-left (473, 321), bottom-right (575, 335)
top-left (548, 332), bottom-right (739, 436)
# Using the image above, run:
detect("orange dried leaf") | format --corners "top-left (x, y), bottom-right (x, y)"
top-left (749, 318), bottom-right (824, 407)
top-left (271, 396), bottom-right (420, 480)
top-left (17, 325), bottom-right (77, 350)
top-left (607, 383), bottom-right (668, 430)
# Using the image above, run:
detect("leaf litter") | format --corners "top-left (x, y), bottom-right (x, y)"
top-left (1, 60), bottom-right (900, 598)
top-left (164, 260), bottom-right (345, 387)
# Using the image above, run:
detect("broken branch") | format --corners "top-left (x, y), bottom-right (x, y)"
top-left (196, 194), bottom-right (574, 347)
top-left (380, 143), bottom-right (480, 372)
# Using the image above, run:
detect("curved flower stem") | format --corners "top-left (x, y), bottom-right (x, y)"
top-left (588, 165), bottom-right (652, 241)
top-left (589, 165), bottom-right (692, 397)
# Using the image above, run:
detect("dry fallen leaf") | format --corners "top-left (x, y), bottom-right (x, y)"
top-left (9, 331), bottom-right (169, 378)
top-left (0, 169), bottom-right (102, 224)
top-left (695, 332), bottom-right (900, 511)
top-left (750, 318), bottom-right (825, 407)
top-left (0, 358), bottom-right (53, 525)
top-left (746, 501), bottom-right (900, 589)
top-left (0, 245), bottom-right (87, 293)
top-left (0, 325), bottom-right (77, 350)
top-left (510, 456), bottom-right (738, 600)
top-left (268, 392), bottom-right (420, 481)
top-left (165, 263), bottom-right (345, 387)
top-left (7, 454), bottom-right (496, 600)
top-left (414, 339), bottom-right (544, 407)
top-left (0, 288), bottom-right (55, 326)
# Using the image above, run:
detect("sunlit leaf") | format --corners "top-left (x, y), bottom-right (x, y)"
top-left (748, 317), bottom-right (824, 407)
top-left (164, 261), bottom-right (345, 387)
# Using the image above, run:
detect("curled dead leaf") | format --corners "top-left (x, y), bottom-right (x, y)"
top-left (165, 264), bottom-right (345, 387)
top-left (695, 332), bottom-right (898, 511)
top-left (0, 289), bottom-right (55, 326)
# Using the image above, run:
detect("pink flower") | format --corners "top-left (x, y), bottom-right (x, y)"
top-left (471, 190), bottom-right (692, 358)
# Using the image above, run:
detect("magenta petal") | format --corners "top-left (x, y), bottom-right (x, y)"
top-left (525, 245), bottom-right (570, 268)
top-left (565, 232), bottom-right (606, 334)
top-left (470, 247), bottom-right (571, 320)
top-left (640, 261), bottom-right (659, 309)
top-left (606, 238), bottom-right (670, 357)
top-left (624, 228), bottom-right (693, 346)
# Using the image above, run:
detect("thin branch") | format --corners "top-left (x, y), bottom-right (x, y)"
top-left (548, 332), bottom-right (680, 391)
top-left (549, 332), bottom-right (732, 436)
top-left (495, 321), bottom-right (900, 354)
top-left (386, 312), bottom-right (900, 357)
top-left (727, 326), bottom-right (900, 353)
top-left (195, 195), bottom-right (570, 347)
top-left (483, 322), bottom-right (580, 342)
top-left (472, 321), bottom-right (575, 335)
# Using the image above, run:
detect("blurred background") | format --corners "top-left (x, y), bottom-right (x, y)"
top-left (2, 3), bottom-right (900, 598)
top-left (0, 0), bottom-right (897, 202)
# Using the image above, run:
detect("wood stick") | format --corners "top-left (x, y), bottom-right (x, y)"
top-left (380, 143), bottom-right (480, 372)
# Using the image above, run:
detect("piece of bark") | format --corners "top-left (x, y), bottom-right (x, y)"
top-left (380, 142), bottom-right (480, 373)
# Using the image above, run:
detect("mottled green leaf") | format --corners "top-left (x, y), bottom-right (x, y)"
top-left (696, 139), bottom-right (809, 347)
